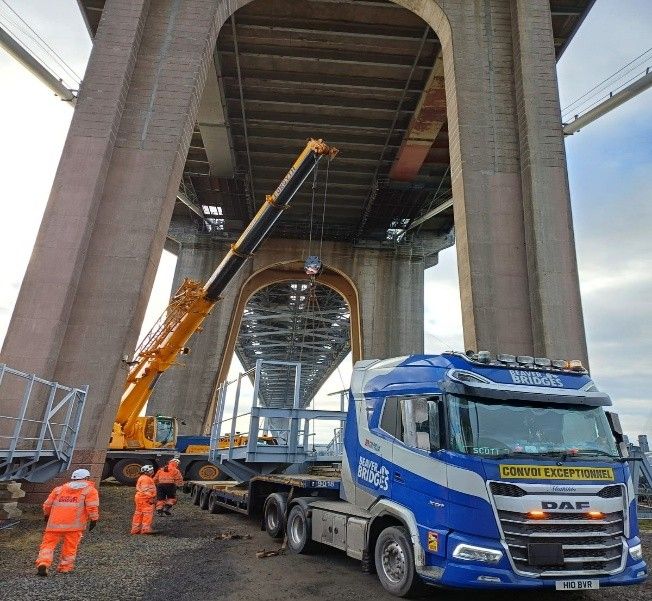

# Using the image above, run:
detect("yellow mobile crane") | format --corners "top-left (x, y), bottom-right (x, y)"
top-left (105, 139), bottom-right (337, 484)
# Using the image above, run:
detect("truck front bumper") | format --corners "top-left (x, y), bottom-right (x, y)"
top-left (427, 559), bottom-right (648, 589)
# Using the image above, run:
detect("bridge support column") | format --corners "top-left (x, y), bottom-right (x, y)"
top-left (416, 0), bottom-right (587, 363)
top-left (0, 0), bottom-right (229, 490)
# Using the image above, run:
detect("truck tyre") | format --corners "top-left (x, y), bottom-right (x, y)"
top-left (208, 491), bottom-right (225, 514)
top-left (374, 526), bottom-right (421, 598)
top-left (112, 458), bottom-right (146, 486)
top-left (191, 484), bottom-right (203, 506)
top-left (199, 487), bottom-right (211, 510)
top-left (263, 493), bottom-right (288, 538)
top-left (101, 461), bottom-right (112, 481)
top-left (187, 461), bottom-right (221, 482)
top-left (286, 504), bottom-right (314, 554)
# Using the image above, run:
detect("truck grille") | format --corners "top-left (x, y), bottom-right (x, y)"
top-left (491, 485), bottom-right (626, 576)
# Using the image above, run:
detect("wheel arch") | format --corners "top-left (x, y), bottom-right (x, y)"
top-left (369, 500), bottom-right (425, 569)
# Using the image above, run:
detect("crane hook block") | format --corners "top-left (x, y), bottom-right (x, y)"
top-left (304, 256), bottom-right (323, 276)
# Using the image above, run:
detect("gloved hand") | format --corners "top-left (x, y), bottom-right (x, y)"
top-left (88, 520), bottom-right (98, 532)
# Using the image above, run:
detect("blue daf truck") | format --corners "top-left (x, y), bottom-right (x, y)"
top-left (189, 352), bottom-right (648, 597)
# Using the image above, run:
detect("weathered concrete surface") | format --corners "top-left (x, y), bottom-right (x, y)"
top-left (0, 0), bottom-right (236, 488)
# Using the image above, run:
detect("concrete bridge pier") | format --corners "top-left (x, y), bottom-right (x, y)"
top-left (148, 235), bottom-right (444, 434)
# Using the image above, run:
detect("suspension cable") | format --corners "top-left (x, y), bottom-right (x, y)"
top-left (0, 1), bottom-right (81, 86)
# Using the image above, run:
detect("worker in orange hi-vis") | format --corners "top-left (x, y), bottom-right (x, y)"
top-left (131, 464), bottom-right (157, 535)
top-left (35, 468), bottom-right (99, 576)
top-left (153, 457), bottom-right (184, 516)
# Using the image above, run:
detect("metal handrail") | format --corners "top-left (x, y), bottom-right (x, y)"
top-left (0, 364), bottom-right (88, 482)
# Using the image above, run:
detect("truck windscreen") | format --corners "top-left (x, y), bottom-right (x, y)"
top-left (446, 394), bottom-right (619, 459)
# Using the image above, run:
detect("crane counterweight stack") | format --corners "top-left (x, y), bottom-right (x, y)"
top-left (110, 139), bottom-right (337, 454)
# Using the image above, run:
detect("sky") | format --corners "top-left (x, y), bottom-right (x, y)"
top-left (0, 0), bottom-right (650, 443)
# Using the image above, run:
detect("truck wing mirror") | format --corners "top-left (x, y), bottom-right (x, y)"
top-left (605, 411), bottom-right (628, 458)
top-left (606, 411), bottom-right (623, 439)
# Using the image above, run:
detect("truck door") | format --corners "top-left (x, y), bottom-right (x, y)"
top-left (390, 396), bottom-right (449, 558)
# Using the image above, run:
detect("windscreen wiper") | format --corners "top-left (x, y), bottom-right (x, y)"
top-left (571, 448), bottom-right (622, 460)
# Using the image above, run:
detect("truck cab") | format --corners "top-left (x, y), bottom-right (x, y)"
top-left (335, 352), bottom-right (647, 593)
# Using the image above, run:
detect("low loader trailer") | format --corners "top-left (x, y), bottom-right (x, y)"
top-left (189, 352), bottom-right (648, 597)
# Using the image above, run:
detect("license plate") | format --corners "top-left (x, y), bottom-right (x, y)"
top-left (555, 580), bottom-right (600, 591)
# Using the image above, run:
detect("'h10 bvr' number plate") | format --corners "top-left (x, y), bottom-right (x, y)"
top-left (555, 580), bottom-right (600, 591)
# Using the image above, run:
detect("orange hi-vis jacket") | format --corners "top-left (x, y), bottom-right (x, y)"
top-left (153, 464), bottom-right (183, 486)
top-left (43, 481), bottom-right (99, 532)
top-left (135, 474), bottom-right (156, 501)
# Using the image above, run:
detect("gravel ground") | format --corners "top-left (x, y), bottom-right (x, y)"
top-left (0, 483), bottom-right (649, 601)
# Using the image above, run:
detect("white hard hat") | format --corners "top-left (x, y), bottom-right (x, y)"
top-left (71, 468), bottom-right (91, 480)
top-left (141, 464), bottom-right (154, 474)
top-left (170, 457), bottom-right (180, 464)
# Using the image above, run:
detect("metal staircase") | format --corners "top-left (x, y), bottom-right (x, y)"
top-left (0, 364), bottom-right (87, 482)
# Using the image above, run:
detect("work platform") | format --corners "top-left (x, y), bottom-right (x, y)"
top-left (209, 360), bottom-right (345, 481)
top-left (0, 364), bottom-right (87, 482)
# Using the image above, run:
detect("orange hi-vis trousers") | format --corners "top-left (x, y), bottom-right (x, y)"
top-left (36, 531), bottom-right (83, 573)
top-left (131, 497), bottom-right (155, 534)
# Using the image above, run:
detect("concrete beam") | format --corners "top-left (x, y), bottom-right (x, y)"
top-left (197, 52), bottom-right (235, 178)
top-left (389, 52), bottom-right (445, 181)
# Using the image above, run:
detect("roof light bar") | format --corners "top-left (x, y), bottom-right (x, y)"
top-left (516, 356), bottom-right (534, 365)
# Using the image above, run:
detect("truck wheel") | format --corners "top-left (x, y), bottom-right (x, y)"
top-left (208, 491), bottom-right (224, 514)
top-left (187, 461), bottom-right (221, 482)
top-left (286, 505), bottom-right (314, 554)
top-left (263, 493), bottom-right (288, 538)
top-left (199, 487), bottom-right (211, 510)
top-left (191, 485), bottom-right (203, 506)
top-left (112, 458), bottom-right (146, 486)
top-left (374, 526), bottom-right (421, 598)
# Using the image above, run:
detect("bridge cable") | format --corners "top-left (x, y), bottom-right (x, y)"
top-left (0, 0), bottom-right (81, 86)
top-left (561, 46), bottom-right (652, 120)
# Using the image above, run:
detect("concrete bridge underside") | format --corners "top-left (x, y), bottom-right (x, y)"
top-left (1, 0), bottom-right (591, 488)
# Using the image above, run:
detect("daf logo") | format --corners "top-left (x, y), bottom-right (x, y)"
top-left (542, 500), bottom-right (590, 510)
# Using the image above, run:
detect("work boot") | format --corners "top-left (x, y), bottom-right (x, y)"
top-left (156, 509), bottom-right (164, 517)
top-left (164, 507), bottom-right (172, 516)
top-left (36, 564), bottom-right (48, 577)
top-left (142, 529), bottom-right (160, 535)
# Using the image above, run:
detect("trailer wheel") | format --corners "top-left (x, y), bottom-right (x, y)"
top-left (208, 491), bottom-right (225, 514)
top-left (112, 458), bottom-right (146, 486)
top-left (286, 505), bottom-right (314, 554)
top-left (191, 485), bottom-right (203, 506)
top-left (374, 526), bottom-right (421, 598)
top-left (199, 487), bottom-right (211, 510)
top-left (263, 493), bottom-right (288, 539)
top-left (187, 461), bottom-right (220, 482)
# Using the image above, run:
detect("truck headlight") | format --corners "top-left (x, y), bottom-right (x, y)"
top-left (629, 543), bottom-right (643, 561)
top-left (453, 544), bottom-right (503, 564)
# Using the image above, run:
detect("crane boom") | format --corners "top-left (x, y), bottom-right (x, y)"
top-left (111, 139), bottom-right (337, 448)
